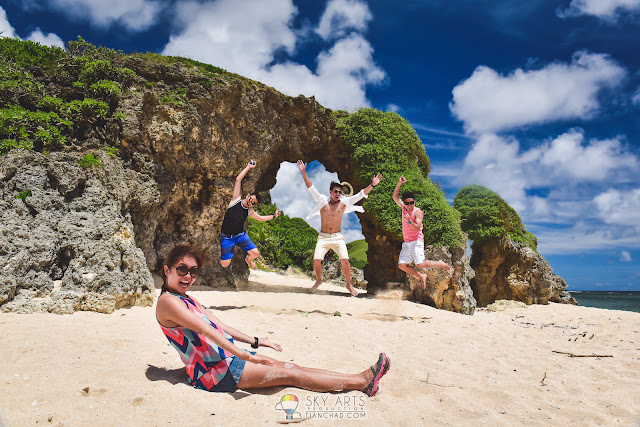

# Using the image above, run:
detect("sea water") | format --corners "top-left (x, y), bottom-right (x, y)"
top-left (569, 291), bottom-right (640, 313)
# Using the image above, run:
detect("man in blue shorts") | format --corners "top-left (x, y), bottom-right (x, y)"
top-left (220, 160), bottom-right (280, 269)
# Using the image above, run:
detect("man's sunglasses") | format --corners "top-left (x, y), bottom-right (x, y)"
top-left (173, 264), bottom-right (200, 278)
top-left (332, 189), bottom-right (342, 194)
top-left (404, 200), bottom-right (415, 205)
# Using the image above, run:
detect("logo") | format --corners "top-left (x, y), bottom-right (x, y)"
top-left (274, 394), bottom-right (302, 421)
top-left (274, 393), bottom-right (367, 421)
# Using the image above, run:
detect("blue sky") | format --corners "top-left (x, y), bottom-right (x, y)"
top-left (2, 0), bottom-right (639, 291)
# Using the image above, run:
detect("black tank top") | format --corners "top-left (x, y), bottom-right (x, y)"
top-left (221, 199), bottom-right (249, 235)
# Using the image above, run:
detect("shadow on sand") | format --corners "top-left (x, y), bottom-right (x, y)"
top-left (144, 365), bottom-right (284, 399)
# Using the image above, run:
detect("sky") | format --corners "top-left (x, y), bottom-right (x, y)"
top-left (2, 0), bottom-right (639, 291)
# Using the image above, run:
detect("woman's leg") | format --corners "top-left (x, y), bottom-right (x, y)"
top-left (237, 360), bottom-right (371, 392)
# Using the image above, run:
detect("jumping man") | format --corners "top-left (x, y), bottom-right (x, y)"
top-left (220, 160), bottom-right (280, 270)
top-left (298, 160), bottom-right (382, 297)
top-left (392, 175), bottom-right (450, 288)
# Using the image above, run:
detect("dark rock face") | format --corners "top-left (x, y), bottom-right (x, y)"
top-left (470, 236), bottom-right (577, 307)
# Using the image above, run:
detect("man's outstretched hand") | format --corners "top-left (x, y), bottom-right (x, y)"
top-left (372, 173), bottom-right (383, 187)
top-left (297, 160), bottom-right (307, 173)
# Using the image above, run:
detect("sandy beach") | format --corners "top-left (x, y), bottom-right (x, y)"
top-left (1, 270), bottom-right (639, 426)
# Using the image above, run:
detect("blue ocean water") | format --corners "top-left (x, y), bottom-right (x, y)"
top-left (569, 291), bottom-right (640, 313)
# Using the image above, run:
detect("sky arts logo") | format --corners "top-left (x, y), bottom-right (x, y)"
top-left (275, 393), bottom-right (367, 422)
top-left (274, 394), bottom-right (302, 421)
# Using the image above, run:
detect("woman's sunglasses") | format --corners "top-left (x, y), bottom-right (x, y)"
top-left (173, 264), bottom-right (200, 278)
top-left (404, 200), bottom-right (415, 205)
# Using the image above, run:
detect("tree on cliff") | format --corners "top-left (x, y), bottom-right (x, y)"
top-left (335, 108), bottom-right (465, 247)
top-left (453, 185), bottom-right (537, 250)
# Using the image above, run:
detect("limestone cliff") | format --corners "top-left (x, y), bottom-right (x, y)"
top-left (470, 235), bottom-right (577, 307)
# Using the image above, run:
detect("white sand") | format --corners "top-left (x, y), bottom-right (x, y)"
top-left (1, 270), bottom-right (639, 426)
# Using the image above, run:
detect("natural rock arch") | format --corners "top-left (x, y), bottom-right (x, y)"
top-left (1, 53), bottom-right (474, 314)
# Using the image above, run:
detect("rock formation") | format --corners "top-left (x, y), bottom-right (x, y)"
top-left (0, 150), bottom-right (156, 313)
top-left (470, 235), bottom-right (577, 307)
top-left (381, 239), bottom-right (476, 315)
top-left (454, 185), bottom-right (575, 308)
top-left (0, 49), bottom-right (384, 313)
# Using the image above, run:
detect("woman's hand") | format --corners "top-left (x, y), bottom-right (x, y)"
top-left (259, 337), bottom-right (282, 352)
top-left (248, 353), bottom-right (276, 366)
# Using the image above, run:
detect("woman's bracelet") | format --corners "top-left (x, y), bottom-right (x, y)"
top-left (251, 337), bottom-right (259, 349)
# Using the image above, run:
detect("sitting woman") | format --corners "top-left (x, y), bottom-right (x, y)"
top-left (156, 244), bottom-right (390, 395)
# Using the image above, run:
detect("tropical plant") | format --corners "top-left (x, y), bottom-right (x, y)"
top-left (335, 108), bottom-right (464, 247)
top-left (453, 184), bottom-right (537, 250)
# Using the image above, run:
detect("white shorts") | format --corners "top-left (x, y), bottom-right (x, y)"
top-left (398, 240), bottom-right (425, 265)
top-left (314, 232), bottom-right (349, 260)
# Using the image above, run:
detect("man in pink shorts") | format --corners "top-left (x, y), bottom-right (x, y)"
top-left (298, 160), bottom-right (382, 296)
top-left (392, 176), bottom-right (450, 288)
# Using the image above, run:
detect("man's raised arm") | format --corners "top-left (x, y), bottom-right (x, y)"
top-left (297, 160), bottom-right (313, 188)
top-left (232, 160), bottom-right (256, 199)
top-left (393, 175), bottom-right (407, 208)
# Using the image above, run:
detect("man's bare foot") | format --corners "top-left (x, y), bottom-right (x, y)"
top-left (245, 257), bottom-right (257, 270)
top-left (419, 273), bottom-right (427, 289)
top-left (346, 284), bottom-right (359, 297)
top-left (310, 281), bottom-right (322, 293)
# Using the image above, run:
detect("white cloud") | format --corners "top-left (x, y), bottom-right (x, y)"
top-left (534, 222), bottom-right (640, 254)
top-left (164, 0), bottom-right (297, 77)
top-left (316, 0), bottom-right (372, 40)
top-left (270, 161), bottom-right (364, 243)
top-left (450, 51), bottom-right (626, 134)
top-left (265, 34), bottom-right (384, 109)
top-left (538, 130), bottom-right (637, 181)
top-left (26, 29), bottom-right (65, 49)
top-left (593, 188), bottom-right (640, 228)
top-left (386, 104), bottom-right (401, 113)
top-left (0, 6), bottom-right (19, 39)
top-left (558, 0), bottom-right (640, 21)
top-left (162, 0), bottom-right (384, 110)
top-left (456, 130), bottom-right (639, 217)
top-left (633, 88), bottom-right (640, 105)
top-left (0, 7), bottom-right (64, 49)
top-left (48, 0), bottom-right (163, 31)
top-left (620, 250), bottom-right (632, 262)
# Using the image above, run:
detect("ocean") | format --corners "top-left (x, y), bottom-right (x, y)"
top-left (569, 291), bottom-right (640, 313)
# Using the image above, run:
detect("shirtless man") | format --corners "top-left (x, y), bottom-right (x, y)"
top-left (220, 160), bottom-right (280, 270)
top-left (392, 175), bottom-right (450, 288)
top-left (298, 160), bottom-right (382, 296)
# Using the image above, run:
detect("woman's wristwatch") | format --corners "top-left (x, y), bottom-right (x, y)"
top-left (251, 337), bottom-right (259, 349)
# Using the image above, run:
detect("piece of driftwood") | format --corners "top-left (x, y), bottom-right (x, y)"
top-left (552, 350), bottom-right (613, 358)
top-left (540, 372), bottom-right (547, 385)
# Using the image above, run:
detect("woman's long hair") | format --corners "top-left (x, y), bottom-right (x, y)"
top-left (161, 244), bottom-right (210, 294)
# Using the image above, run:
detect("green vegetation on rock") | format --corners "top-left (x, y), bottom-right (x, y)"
top-left (0, 37), bottom-right (133, 157)
top-left (335, 108), bottom-right (464, 247)
top-left (78, 153), bottom-right (101, 169)
top-left (247, 204), bottom-right (318, 272)
top-left (453, 184), bottom-right (537, 250)
top-left (15, 190), bottom-right (32, 202)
